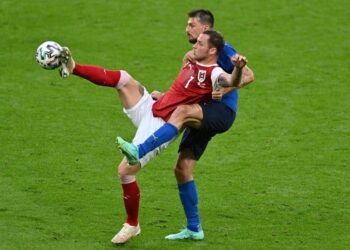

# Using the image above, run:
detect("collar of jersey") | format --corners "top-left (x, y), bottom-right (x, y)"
top-left (195, 61), bottom-right (218, 67)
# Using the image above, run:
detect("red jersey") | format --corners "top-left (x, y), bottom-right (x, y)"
top-left (152, 61), bottom-right (224, 121)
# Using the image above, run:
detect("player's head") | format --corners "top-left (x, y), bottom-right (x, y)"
top-left (186, 9), bottom-right (214, 44)
top-left (193, 30), bottom-right (224, 62)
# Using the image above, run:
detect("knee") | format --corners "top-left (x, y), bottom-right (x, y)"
top-left (167, 106), bottom-right (192, 129)
top-left (174, 162), bottom-right (192, 181)
top-left (173, 105), bottom-right (191, 119)
top-left (118, 165), bottom-right (137, 184)
top-left (118, 166), bottom-right (126, 178)
top-left (116, 70), bottom-right (132, 89)
top-left (117, 159), bottom-right (140, 177)
top-left (119, 174), bottom-right (136, 184)
top-left (174, 165), bottom-right (185, 179)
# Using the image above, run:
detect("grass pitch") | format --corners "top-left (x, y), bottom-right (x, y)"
top-left (1, 0), bottom-right (349, 249)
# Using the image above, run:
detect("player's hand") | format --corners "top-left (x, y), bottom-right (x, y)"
top-left (231, 54), bottom-right (248, 69)
top-left (211, 89), bottom-right (225, 101)
top-left (151, 90), bottom-right (163, 100)
top-left (183, 50), bottom-right (195, 63)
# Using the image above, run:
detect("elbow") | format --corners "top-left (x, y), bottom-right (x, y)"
top-left (245, 70), bottom-right (255, 85)
top-left (246, 67), bottom-right (255, 83)
top-left (238, 66), bottom-right (255, 88)
top-left (237, 71), bottom-right (255, 88)
top-left (248, 71), bottom-right (255, 83)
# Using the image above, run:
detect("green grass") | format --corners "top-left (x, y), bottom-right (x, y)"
top-left (1, 0), bottom-right (349, 249)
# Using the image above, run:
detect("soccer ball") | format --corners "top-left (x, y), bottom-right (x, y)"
top-left (35, 41), bottom-right (62, 70)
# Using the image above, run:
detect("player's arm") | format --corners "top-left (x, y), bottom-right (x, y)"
top-left (212, 65), bottom-right (254, 102)
top-left (213, 85), bottom-right (236, 97)
top-left (212, 64), bottom-right (254, 100)
top-left (217, 54), bottom-right (247, 88)
top-left (237, 65), bottom-right (254, 88)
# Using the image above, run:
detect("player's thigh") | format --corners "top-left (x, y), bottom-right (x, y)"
top-left (199, 101), bottom-right (235, 133)
top-left (117, 78), bottom-right (144, 109)
top-left (183, 104), bottom-right (203, 119)
top-left (123, 88), bottom-right (155, 128)
top-left (171, 104), bottom-right (203, 128)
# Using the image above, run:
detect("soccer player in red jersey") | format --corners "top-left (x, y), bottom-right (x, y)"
top-left (59, 30), bottom-right (247, 244)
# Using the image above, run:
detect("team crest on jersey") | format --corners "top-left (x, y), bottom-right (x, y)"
top-left (197, 70), bottom-right (206, 83)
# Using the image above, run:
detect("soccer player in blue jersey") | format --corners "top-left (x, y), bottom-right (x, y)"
top-left (117, 9), bottom-right (254, 240)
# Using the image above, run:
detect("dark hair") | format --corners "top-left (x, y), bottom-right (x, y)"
top-left (202, 30), bottom-right (224, 55)
top-left (188, 9), bottom-right (214, 28)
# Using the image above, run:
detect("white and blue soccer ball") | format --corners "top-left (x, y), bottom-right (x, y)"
top-left (35, 41), bottom-right (62, 70)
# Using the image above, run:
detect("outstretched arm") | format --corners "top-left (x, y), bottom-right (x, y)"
top-left (217, 54), bottom-right (248, 88)
top-left (212, 63), bottom-right (255, 101)
top-left (238, 65), bottom-right (254, 88)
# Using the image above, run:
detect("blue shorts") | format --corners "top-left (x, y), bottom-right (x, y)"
top-left (178, 101), bottom-right (236, 160)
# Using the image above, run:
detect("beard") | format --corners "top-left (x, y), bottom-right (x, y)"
top-left (187, 33), bottom-right (197, 44)
top-left (193, 53), bottom-right (205, 62)
top-left (189, 38), bottom-right (197, 44)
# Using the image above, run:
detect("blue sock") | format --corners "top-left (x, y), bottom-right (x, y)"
top-left (178, 180), bottom-right (201, 232)
top-left (138, 122), bottom-right (178, 158)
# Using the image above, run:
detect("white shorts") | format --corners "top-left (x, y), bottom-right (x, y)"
top-left (123, 88), bottom-right (172, 167)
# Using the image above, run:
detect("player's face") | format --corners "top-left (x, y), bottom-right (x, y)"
top-left (193, 34), bottom-right (211, 62)
top-left (186, 17), bottom-right (207, 44)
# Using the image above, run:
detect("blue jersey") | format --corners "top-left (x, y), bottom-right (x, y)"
top-left (217, 42), bottom-right (238, 112)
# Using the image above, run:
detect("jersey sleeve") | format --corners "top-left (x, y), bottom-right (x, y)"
top-left (224, 43), bottom-right (237, 57)
top-left (211, 67), bottom-right (225, 91)
top-left (218, 42), bottom-right (237, 73)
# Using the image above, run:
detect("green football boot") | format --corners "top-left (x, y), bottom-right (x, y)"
top-left (165, 228), bottom-right (204, 240)
top-left (116, 136), bottom-right (139, 165)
